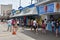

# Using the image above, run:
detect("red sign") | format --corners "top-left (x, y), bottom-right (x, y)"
top-left (56, 3), bottom-right (60, 10)
top-left (44, 5), bottom-right (47, 12)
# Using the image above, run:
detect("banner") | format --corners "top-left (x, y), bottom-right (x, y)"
top-left (47, 3), bottom-right (54, 13)
top-left (39, 6), bottom-right (45, 14)
top-left (23, 7), bottom-right (31, 13)
top-left (56, 2), bottom-right (60, 12)
top-left (44, 5), bottom-right (47, 12)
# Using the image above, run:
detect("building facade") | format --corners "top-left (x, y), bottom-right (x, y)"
top-left (0, 4), bottom-right (12, 17)
top-left (36, 0), bottom-right (60, 32)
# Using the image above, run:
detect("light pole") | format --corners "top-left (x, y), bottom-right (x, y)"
top-left (31, 0), bottom-right (38, 4)
top-left (31, 0), bottom-right (32, 4)
top-left (35, 0), bottom-right (38, 3)
top-left (19, 0), bottom-right (23, 12)
top-left (20, 0), bottom-right (21, 6)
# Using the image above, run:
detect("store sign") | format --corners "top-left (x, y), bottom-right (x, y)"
top-left (36, 3), bottom-right (55, 15)
top-left (36, 6), bottom-right (39, 14)
top-left (47, 3), bottom-right (54, 13)
top-left (16, 10), bottom-right (20, 14)
top-left (11, 9), bottom-right (16, 15)
top-left (23, 7), bottom-right (31, 13)
top-left (39, 6), bottom-right (45, 14)
top-left (55, 2), bottom-right (60, 12)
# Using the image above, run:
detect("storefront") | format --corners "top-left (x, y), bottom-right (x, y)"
top-left (36, 2), bottom-right (60, 32)
top-left (10, 4), bottom-right (38, 27)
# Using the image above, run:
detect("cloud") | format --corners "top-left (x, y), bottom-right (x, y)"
top-left (0, 0), bottom-right (19, 10)
top-left (0, 0), bottom-right (35, 10)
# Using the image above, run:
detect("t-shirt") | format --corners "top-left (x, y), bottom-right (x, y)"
top-left (42, 23), bottom-right (46, 27)
top-left (17, 21), bottom-right (19, 24)
top-left (51, 21), bottom-right (54, 26)
top-left (7, 20), bottom-right (12, 25)
top-left (33, 20), bottom-right (36, 26)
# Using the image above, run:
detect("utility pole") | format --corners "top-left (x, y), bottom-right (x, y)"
top-left (19, 0), bottom-right (22, 12)
top-left (31, 0), bottom-right (33, 4)
top-left (35, 0), bottom-right (38, 3)
top-left (31, 0), bottom-right (38, 4)
top-left (20, 0), bottom-right (21, 6)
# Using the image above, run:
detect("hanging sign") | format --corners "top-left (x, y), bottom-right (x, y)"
top-left (23, 7), bottom-right (31, 13)
top-left (44, 5), bottom-right (47, 12)
top-left (56, 2), bottom-right (60, 12)
top-left (39, 6), bottom-right (45, 14)
top-left (47, 3), bottom-right (54, 13)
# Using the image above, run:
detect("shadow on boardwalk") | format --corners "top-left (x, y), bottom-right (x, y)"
top-left (21, 29), bottom-right (60, 40)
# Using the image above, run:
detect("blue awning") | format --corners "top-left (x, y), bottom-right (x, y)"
top-left (18, 6), bottom-right (23, 10)
top-left (18, 4), bottom-right (35, 11)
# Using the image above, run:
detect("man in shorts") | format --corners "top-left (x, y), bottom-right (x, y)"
top-left (33, 19), bottom-right (37, 32)
top-left (7, 19), bottom-right (12, 32)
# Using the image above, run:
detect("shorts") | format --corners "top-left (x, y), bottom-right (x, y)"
top-left (56, 27), bottom-right (59, 29)
top-left (22, 25), bottom-right (24, 27)
top-left (8, 24), bottom-right (11, 27)
top-left (33, 26), bottom-right (37, 29)
top-left (8, 25), bottom-right (11, 27)
top-left (12, 24), bottom-right (15, 26)
top-left (29, 25), bottom-right (33, 27)
top-left (52, 26), bottom-right (54, 28)
top-left (42, 27), bottom-right (45, 29)
top-left (17, 24), bottom-right (19, 26)
top-left (31, 25), bottom-right (33, 27)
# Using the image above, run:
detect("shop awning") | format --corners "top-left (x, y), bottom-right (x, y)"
top-left (39, 12), bottom-right (60, 15)
top-left (10, 7), bottom-right (38, 18)
top-left (35, 0), bottom-right (55, 6)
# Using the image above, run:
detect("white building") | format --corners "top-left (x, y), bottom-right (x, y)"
top-left (36, 0), bottom-right (60, 20)
top-left (10, 4), bottom-right (38, 18)
top-left (36, 0), bottom-right (60, 32)
top-left (0, 4), bottom-right (12, 16)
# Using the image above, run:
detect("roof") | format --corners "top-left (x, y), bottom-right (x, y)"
top-left (19, 4), bottom-right (35, 10)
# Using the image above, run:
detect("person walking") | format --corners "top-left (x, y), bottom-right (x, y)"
top-left (21, 20), bottom-right (24, 30)
top-left (41, 20), bottom-right (46, 34)
top-left (7, 19), bottom-right (12, 32)
top-left (17, 20), bottom-right (19, 27)
top-left (30, 19), bottom-right (33, 31)
top-left (12, 19), bottom-right (17, 35)
top-left (55, 20), bottom-right (59, 37)
top-left (51, 20), bottom-right (55, 32)
top-left (33, 19), bottom-right (37, 32)
top-left (46, 20), bottom-right (52, 32)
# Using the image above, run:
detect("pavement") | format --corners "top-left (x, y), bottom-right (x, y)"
top-left (0, 22), bottom-right (60, 40)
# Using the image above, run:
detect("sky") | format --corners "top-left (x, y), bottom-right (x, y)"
top-left (0, 0), bottom-right (36, 10)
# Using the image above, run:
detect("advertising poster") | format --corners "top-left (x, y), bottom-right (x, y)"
top-left (56, 2), bottom-right (60, 12)
top-left (47, 3), bottom-right (54, 13)
top-left (39, 6), bottom-right (45, 14)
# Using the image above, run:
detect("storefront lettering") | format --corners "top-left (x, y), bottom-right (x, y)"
top-left (23, 7), bottom-right (31, 13)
